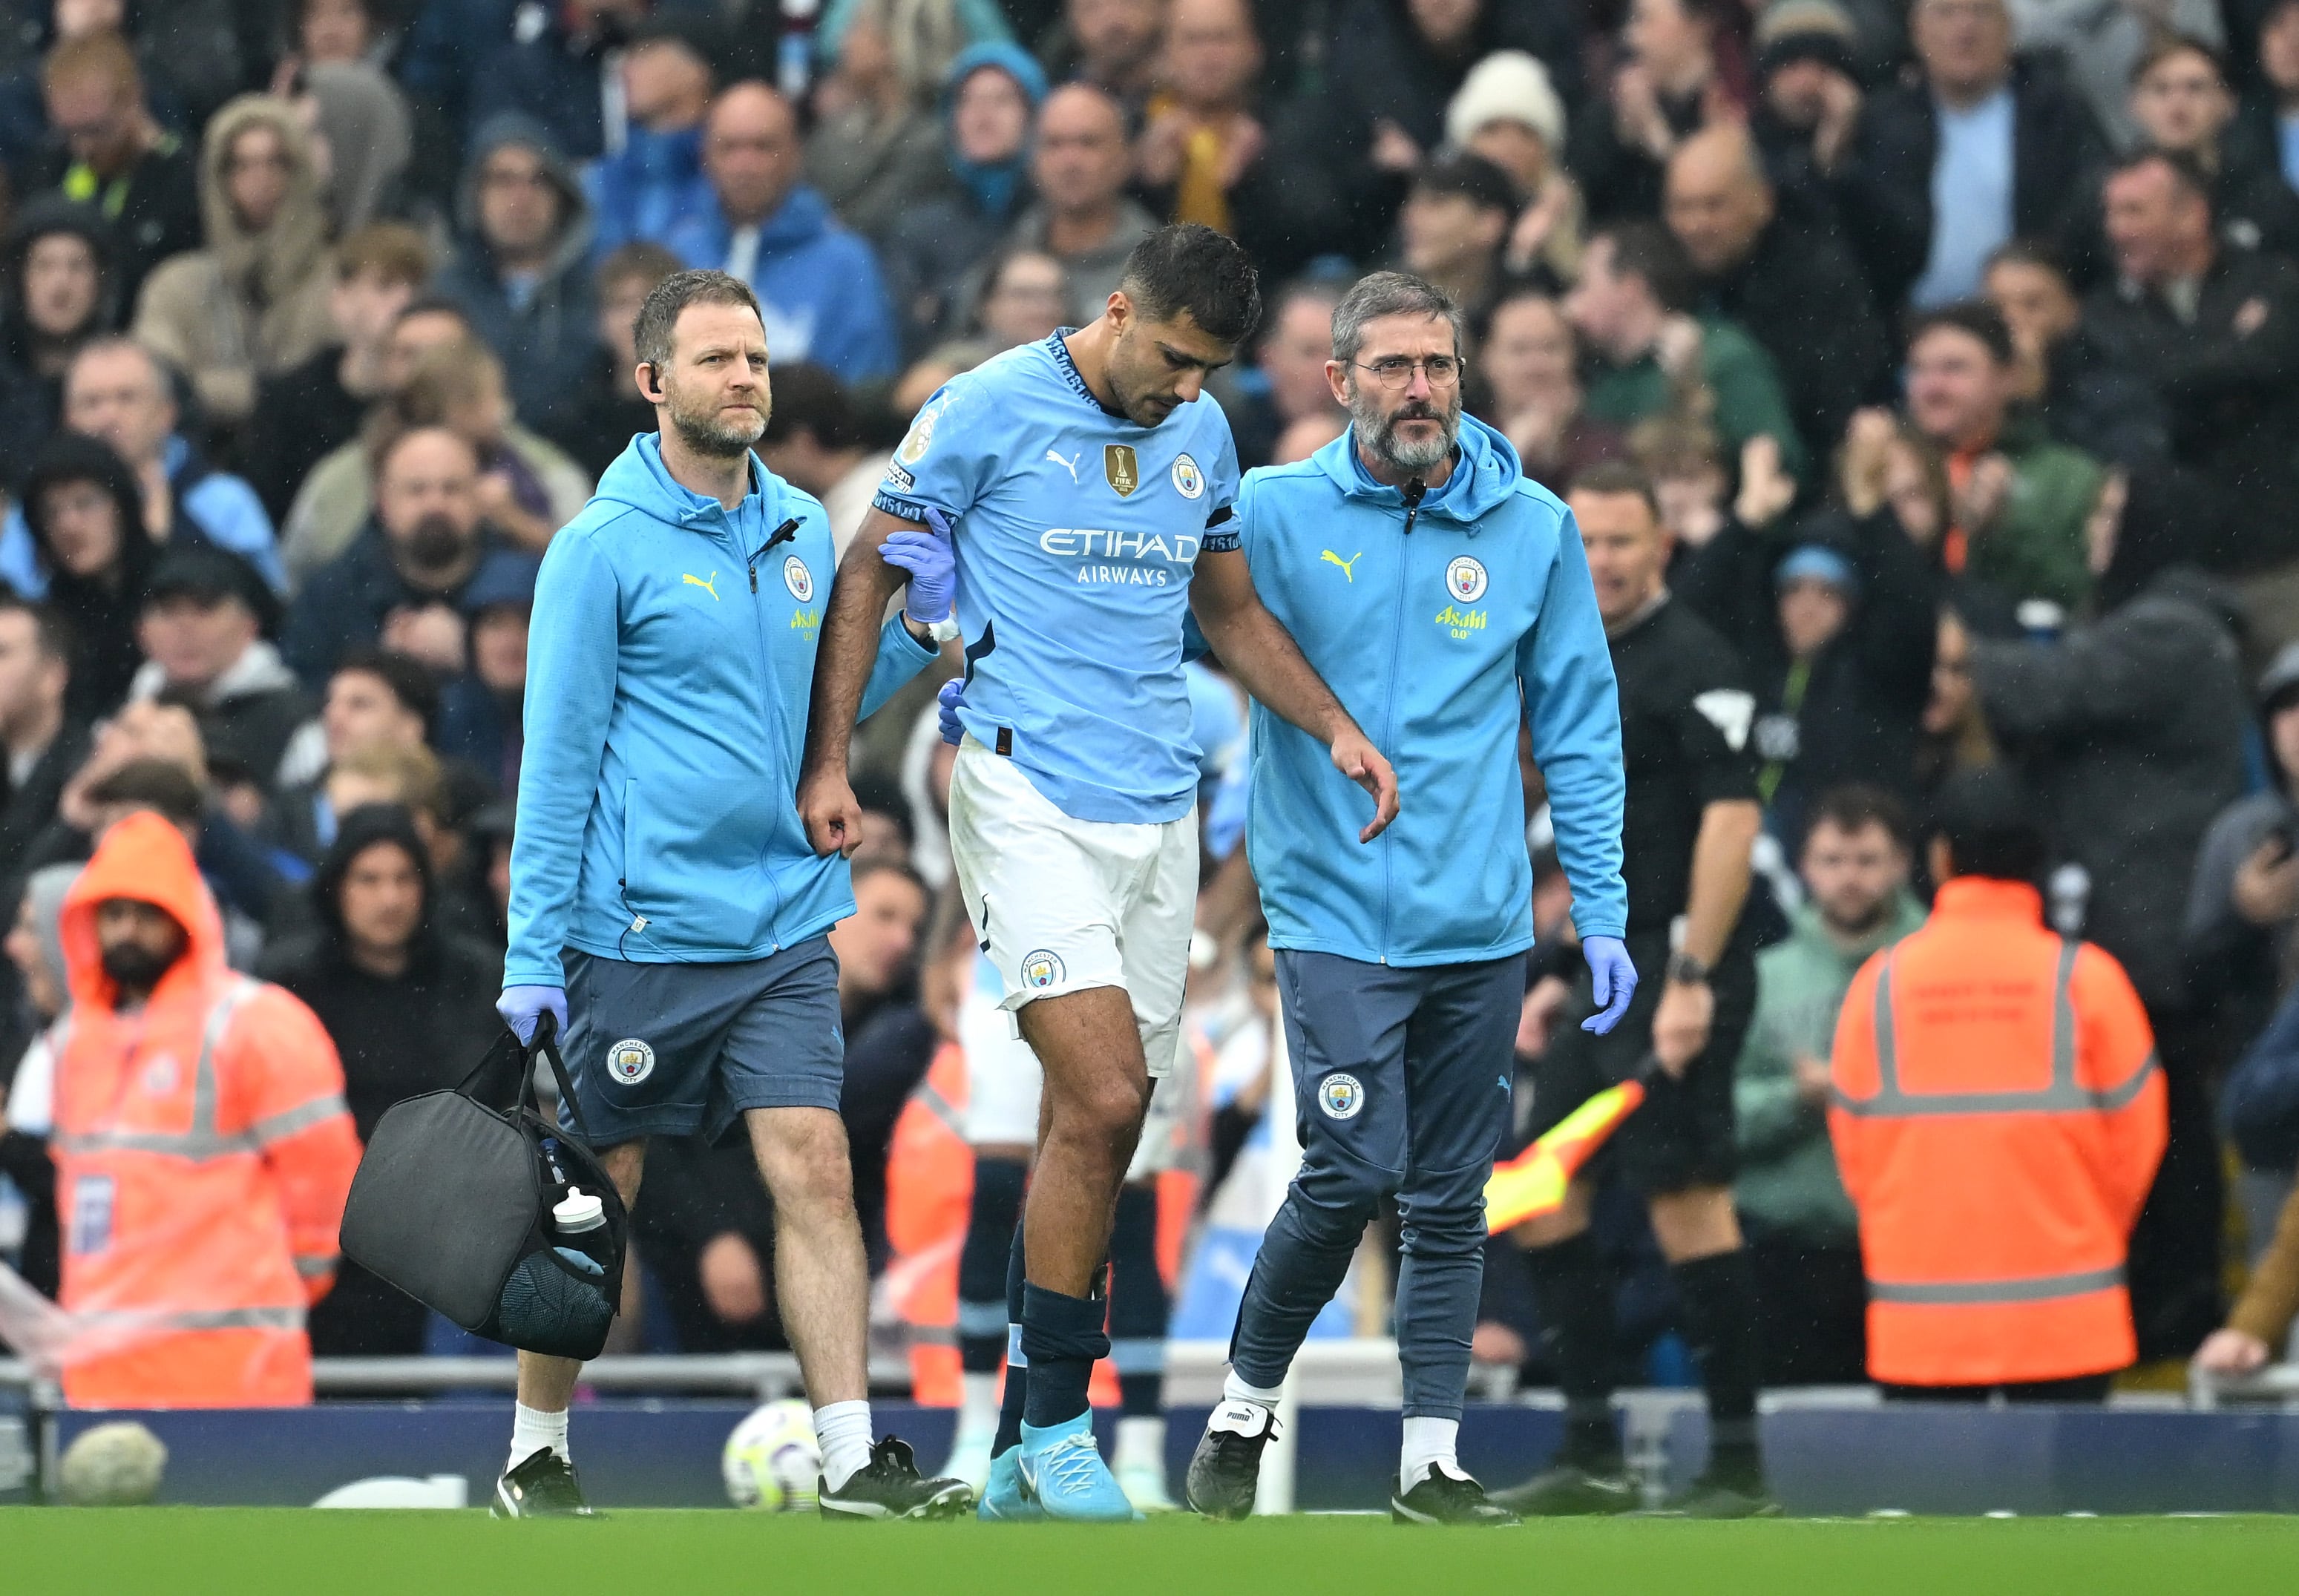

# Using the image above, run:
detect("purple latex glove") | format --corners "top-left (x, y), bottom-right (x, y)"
top-left (497, 985), bottom-right (568, 1046)
top-left (1581, 936), bottom-right (1638, 1034)
top-left (937, 677), bottom-right (965, 746)
top-left (881, 506), bottom-right (957, 625)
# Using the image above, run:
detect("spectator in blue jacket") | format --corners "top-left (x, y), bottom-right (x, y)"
top-left (438, 115), bottom-right (600, 434)
top-left (667, 82), bottom-right (899, 385)
top-left (586, 16), bottom-right (721, 258)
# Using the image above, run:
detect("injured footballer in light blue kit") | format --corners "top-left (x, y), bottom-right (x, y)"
top-left (798, 223), bottom-right (1398, 1523)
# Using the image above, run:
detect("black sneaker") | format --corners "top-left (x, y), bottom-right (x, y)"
top-left (819, 1436), bottom-right (976, 1520)
top-left (491, 1448), bottom-right (596, 1518)
top-left (1491, 1462), bottom-right (1639, 1516)
top-left (1184, 1400), bottom-right (1279, 1521)
top-left (1391, 1467), bottom-right (1520, 1526)
top-left (1639, 1474), bottom-right (1783, 1520)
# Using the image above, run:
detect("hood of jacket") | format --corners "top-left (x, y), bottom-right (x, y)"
top-left (126, 637), bottom-right (301, 712)
top-left (310, 801), bottom-right (437, 967)
top-left (197, 95), bottom-right (332, 307)
top-left (753, 184), bottom-right (839, 253)
top-left (60, 810), bottom-right (228, 1014)
top-left (1312, 410), bottom-right (1526, 527)
top-left (20, 431), bottom-right (152, 589)
top-left (456, 113), bottom-right (595, 283)
top-left (305, 62), bottom-right (413, 234)
top-left (5, 194), bottom-right (119, 335)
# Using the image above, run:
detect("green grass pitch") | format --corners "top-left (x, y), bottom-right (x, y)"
top-left (7, 1511), bottom-right (2299, 1595)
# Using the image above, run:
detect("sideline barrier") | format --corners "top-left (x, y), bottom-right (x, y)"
top-left (9, 1349), bottom-right (2299, 1512)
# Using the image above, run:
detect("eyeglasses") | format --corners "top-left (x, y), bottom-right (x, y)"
top-left (1353, 355), bottom-right (1464, 390)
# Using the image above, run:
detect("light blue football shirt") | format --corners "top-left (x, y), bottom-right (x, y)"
top-left (873, 331), bottom-right (1242, 824)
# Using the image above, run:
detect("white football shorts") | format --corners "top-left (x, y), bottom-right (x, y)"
top-left (947, 735), bottom-right (1196, 1092)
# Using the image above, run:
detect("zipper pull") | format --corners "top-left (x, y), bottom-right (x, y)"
top-left (1401, 478), bottom-right (1427, 536)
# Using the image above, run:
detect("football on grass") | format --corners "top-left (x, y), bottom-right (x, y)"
top-left (722, 1399), bottom-right (821, 1511)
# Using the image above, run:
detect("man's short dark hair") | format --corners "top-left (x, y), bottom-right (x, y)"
top-left (86, 758), bottom-right (206, 826)
top-left (0, 594), bottom-right (71, 667)
top-left (597, 240), bottom-right (683, 298)
top-left (393, 295), bottom-right (472, 332)
top-left (1806, 784), bottom-right (1912, 851)
top-left (1984, 237), bottom-right (2068, 282)
top-left (333, 647), bottom-right (441, 735)
top-left (633, 269), bottom-right (764, 372)
top-left (1118, 223), bottom-right (1263, 345)
top-left (761, 362), bottom-right (861, 450)
top-left (1908, 301), bottom-right (2016, 366)
top-left (1567, 459), bottom-right (1662, 519)
top-left (1331, 270), bottom-right (1464, 364)
top-left (2112, 145), bottom-right (2216, 213)
top-left (1410, 151), bottom-right (1520, 217)
top-left (1933, 765), bottom-right (2049, 885)
top-left (2129, 31), bottom-right (2228, 88)
top-left (1596, 220), bottom-right (1696, 314)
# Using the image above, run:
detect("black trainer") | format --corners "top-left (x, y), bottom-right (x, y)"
top-left (1391, 1467), bottom-right (1520, 1526)
top-left (819, 1436), bottom-right (976, 1520)
top-left (491, 1448), bottom-right (596, 1518)
top-left (1641, 1473), bottom-right (1783, 1520)
top-left (1492, 1461), bottom-right (1639, 1516)
top-left (1184, 1401), bottom-right (1280, 1521)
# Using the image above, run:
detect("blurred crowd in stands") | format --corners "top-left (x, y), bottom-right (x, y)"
top-left (4, 0), bottom-right (2299, 1396)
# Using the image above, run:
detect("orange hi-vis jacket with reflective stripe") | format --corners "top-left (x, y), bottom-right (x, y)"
top-left (1828, 876), bottom-right (2166, 1388)
top-left (885, 1040), bottom-right (971, 1406)
top-left (52, 813), bottom-right (361, 1408)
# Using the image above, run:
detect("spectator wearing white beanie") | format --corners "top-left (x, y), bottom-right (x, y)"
top-left (1443, 50), bottom-right (1584, 283)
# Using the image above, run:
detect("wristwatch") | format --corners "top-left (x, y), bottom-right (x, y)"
top-left (1666, 951), bottom-right (1711, 986)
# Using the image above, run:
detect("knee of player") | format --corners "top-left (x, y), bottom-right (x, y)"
top-left (1297, 1153), bottom-right (1400, 1222)
top-left (1063, 1073), bottom-right (1152, 1144)
top-left (754, 1119), bottom-right (856, 1210)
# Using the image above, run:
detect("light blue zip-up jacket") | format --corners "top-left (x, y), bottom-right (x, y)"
top-left (1238, 416), bottom-right (1627, 966)
top-left (504, 434), bottom-right (935, 987)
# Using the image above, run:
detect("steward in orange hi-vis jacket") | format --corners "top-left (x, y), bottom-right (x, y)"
top-left (51, 812), bottom-right (360, 1407)
top-left (1828, 771), bottom-right (2165, 1393)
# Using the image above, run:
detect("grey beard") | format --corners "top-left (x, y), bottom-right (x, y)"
top-left (1354, 393), bottom-right (1460, 476)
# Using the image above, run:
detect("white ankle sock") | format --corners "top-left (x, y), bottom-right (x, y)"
top-left (1221, 1370), bottom-right (1284, 1409)
top-left (1399, 1416), bottom-right (1461, 1494)
top-left (814, 1399), bottom-right (874, 1491)
top-left (1114, 1414), bottom-right (1166, 1470)
top-left (957, 1372), bottom-right (1000, 1439)
top-left (509, 1402), bottom-right (568, 1473)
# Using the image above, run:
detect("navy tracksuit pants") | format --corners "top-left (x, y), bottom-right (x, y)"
top-left (1229, 949), bottom-right (1524, 1419)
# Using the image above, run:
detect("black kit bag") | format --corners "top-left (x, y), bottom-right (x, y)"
top-left (341, 1015), bottom-right (629, 1359)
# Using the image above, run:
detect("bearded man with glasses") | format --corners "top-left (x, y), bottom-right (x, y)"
top-left (1180, 271), bottom-right (1635, 1526)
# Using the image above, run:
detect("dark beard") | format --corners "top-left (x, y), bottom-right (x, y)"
top-left (101, 940), bottom-right (179, 993)
top-left (403, 513), bottom-right (469, 571)
top-left (667, 392), bottom-right (767, 460)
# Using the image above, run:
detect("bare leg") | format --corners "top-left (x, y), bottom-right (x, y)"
top-left (746, 1105), bottom-right (870, 1406)
top-left (1646, 1185), bottom-right (1743, 1263)
top-left (515, 1140), bottom-right (646, 1412)
top-left (1015, 985), bottom-right (1150, 1294)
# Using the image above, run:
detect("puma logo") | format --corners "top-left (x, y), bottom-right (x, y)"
top-left (1045, 448), bottom-right (1082, 483)
top-left (683, 571), bottom-right (720, 601)
top-left (1322, 550), bottom-right (1362, 582)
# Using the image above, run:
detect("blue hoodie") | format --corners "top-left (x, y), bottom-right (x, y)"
top-left (1237, 416), bottom-right (1627, 966)
top-left (503, 434), bottom-right (935, 988)
top-left (665, 185), bottom-right (899, 384)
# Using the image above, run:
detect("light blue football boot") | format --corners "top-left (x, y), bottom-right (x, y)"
top-left (978, 1446), bottom-right (1046, 1521)
top-left (1017, 1414), bottom-right (1141, 1523)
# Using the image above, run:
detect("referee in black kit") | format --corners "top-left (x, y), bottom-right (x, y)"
top-left (1497, 461), bottom-right (1774, 1519)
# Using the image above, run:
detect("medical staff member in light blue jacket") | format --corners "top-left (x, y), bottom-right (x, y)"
top-left (491, 269), bottom-right (969, 1523)
top-left (1183, 272), bottom-right (1635, 1528)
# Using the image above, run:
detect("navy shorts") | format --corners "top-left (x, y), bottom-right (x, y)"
top-left (560, 938), bottom-right (845, 1147)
